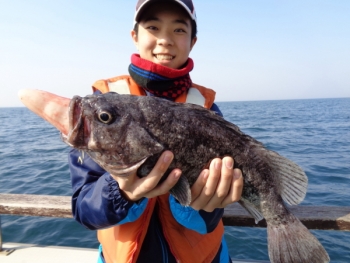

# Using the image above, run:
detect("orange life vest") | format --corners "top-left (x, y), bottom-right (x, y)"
top-left (93, 75), bottom-right (224, 263)
top-left (92, 75), bottom-right (216, 109)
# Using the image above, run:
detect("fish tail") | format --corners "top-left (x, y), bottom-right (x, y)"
top-left (267, 215), bottom-right (330, 263)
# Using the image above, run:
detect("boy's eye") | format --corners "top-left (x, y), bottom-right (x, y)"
top-left (147, 26), bottom-right (158, 30)
top-left (175, 28), bottom-right (186, 33)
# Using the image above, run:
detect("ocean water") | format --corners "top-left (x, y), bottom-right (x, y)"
top-left (1, 98), bottom-right (349, 262)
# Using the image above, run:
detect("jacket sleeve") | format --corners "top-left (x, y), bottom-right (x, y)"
top-left (69, 148), bottom-right (148, 230)
top-left (210, 103), bottom-right (223, 117)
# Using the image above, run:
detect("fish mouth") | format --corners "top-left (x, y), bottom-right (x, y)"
top-left (61, 96), bottom-right (87, 147)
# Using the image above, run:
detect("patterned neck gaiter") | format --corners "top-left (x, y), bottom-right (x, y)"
top-left (128, 54), bottom-right (194, 100)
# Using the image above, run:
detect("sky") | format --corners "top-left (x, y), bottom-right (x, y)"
top-left (1, 0), bottom-right (349, 107)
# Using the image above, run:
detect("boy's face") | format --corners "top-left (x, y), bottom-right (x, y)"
top-left (132, 2), bottom-right (197, 69)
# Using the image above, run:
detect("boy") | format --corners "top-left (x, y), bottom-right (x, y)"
top-left (69, 1), bottom-right (244, 262)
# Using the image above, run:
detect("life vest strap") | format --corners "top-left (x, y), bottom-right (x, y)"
top-left (108, 79), bottom-right (131, 94)
top-left (106, 79), bottom-right (209, 107)
top-left (186, 87), bottom-right (206, 106)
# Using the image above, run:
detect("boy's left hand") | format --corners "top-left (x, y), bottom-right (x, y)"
top-left (190, 157), bottom-right (243, 212)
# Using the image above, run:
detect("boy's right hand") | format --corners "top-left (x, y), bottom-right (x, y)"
top-left (111, 151), bottom-right (181, 202)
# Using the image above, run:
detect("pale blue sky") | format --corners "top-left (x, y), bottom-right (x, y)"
top-left (1, 0), bottom-right (349, 107)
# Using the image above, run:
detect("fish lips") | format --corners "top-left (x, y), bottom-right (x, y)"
top-left (62, 95), bottom-right (88, 148)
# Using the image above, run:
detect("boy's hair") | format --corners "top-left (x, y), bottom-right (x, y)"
top-left (133, 20), bottom-right (197, 40)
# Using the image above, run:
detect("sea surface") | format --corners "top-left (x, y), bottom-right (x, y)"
top-left (1, 98), bottom-right (349, 262)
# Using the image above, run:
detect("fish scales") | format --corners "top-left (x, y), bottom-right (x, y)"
top-left (137, 99), bottom-right (251, 188)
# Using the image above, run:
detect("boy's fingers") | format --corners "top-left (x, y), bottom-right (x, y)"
top-left (221, 168), bottom-right (243, 207)
top-left (202, 157), bottom-right (233, 211)
top-left (134, 151), bottom-right (174, 197)
top-left (144, 169), bottom-right (182, 199)
top-left (190, 158), bottom-right (221, 210)
top-left (190, 169), bottom-right (209, 201)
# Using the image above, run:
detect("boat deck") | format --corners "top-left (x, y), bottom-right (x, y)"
top-left (1, 243), bottom-right (98, 263)
top-left (1, 242), bottom-right (270, 263)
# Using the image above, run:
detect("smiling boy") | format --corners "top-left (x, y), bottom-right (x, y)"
top-left (132, 2), bottom-right (196, 70)
top-left (69, 1), bottom-right (243, 262)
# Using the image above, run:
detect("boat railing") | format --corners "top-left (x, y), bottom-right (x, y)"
top-left (1, 193), bottom-right (350, 254)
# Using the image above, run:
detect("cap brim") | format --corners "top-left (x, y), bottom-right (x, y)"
top-left (134, 0), bottom-right (196, 26)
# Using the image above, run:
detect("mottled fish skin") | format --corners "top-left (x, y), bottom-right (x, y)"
top-left (21, 90), bottom-right (330, 263)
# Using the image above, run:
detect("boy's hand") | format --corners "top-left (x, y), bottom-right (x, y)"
top-left (111, 151), bottom-right (181, 202)
top-left (190, 157), bottom-right (243, 212)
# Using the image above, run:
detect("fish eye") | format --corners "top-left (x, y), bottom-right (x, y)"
top-left (98, 111), bottom-right (114, 124)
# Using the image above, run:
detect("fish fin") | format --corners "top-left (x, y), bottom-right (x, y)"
top-left (169, 176), bottom-right (191, 206)
top-left (267, 214), bottom-right (330, 263)
top-left (268, 151), bottom-right (308, 205)
top-left (239, 198), bottom-right (264, 224)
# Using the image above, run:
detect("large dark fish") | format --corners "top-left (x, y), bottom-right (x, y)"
top-left (18, 89), bottom-right (330, 263)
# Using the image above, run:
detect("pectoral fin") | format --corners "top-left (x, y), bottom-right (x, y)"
top-left (170, 176), bottom-right (191, 206)
top-left (239, 198), bottom-right (264, 224)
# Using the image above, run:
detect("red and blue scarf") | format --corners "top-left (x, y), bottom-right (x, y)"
top-left (128, 54), bottom-right (193, 100)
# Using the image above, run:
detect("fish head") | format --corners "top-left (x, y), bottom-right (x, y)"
top-left (64, 92), bottom-right (165, 176)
